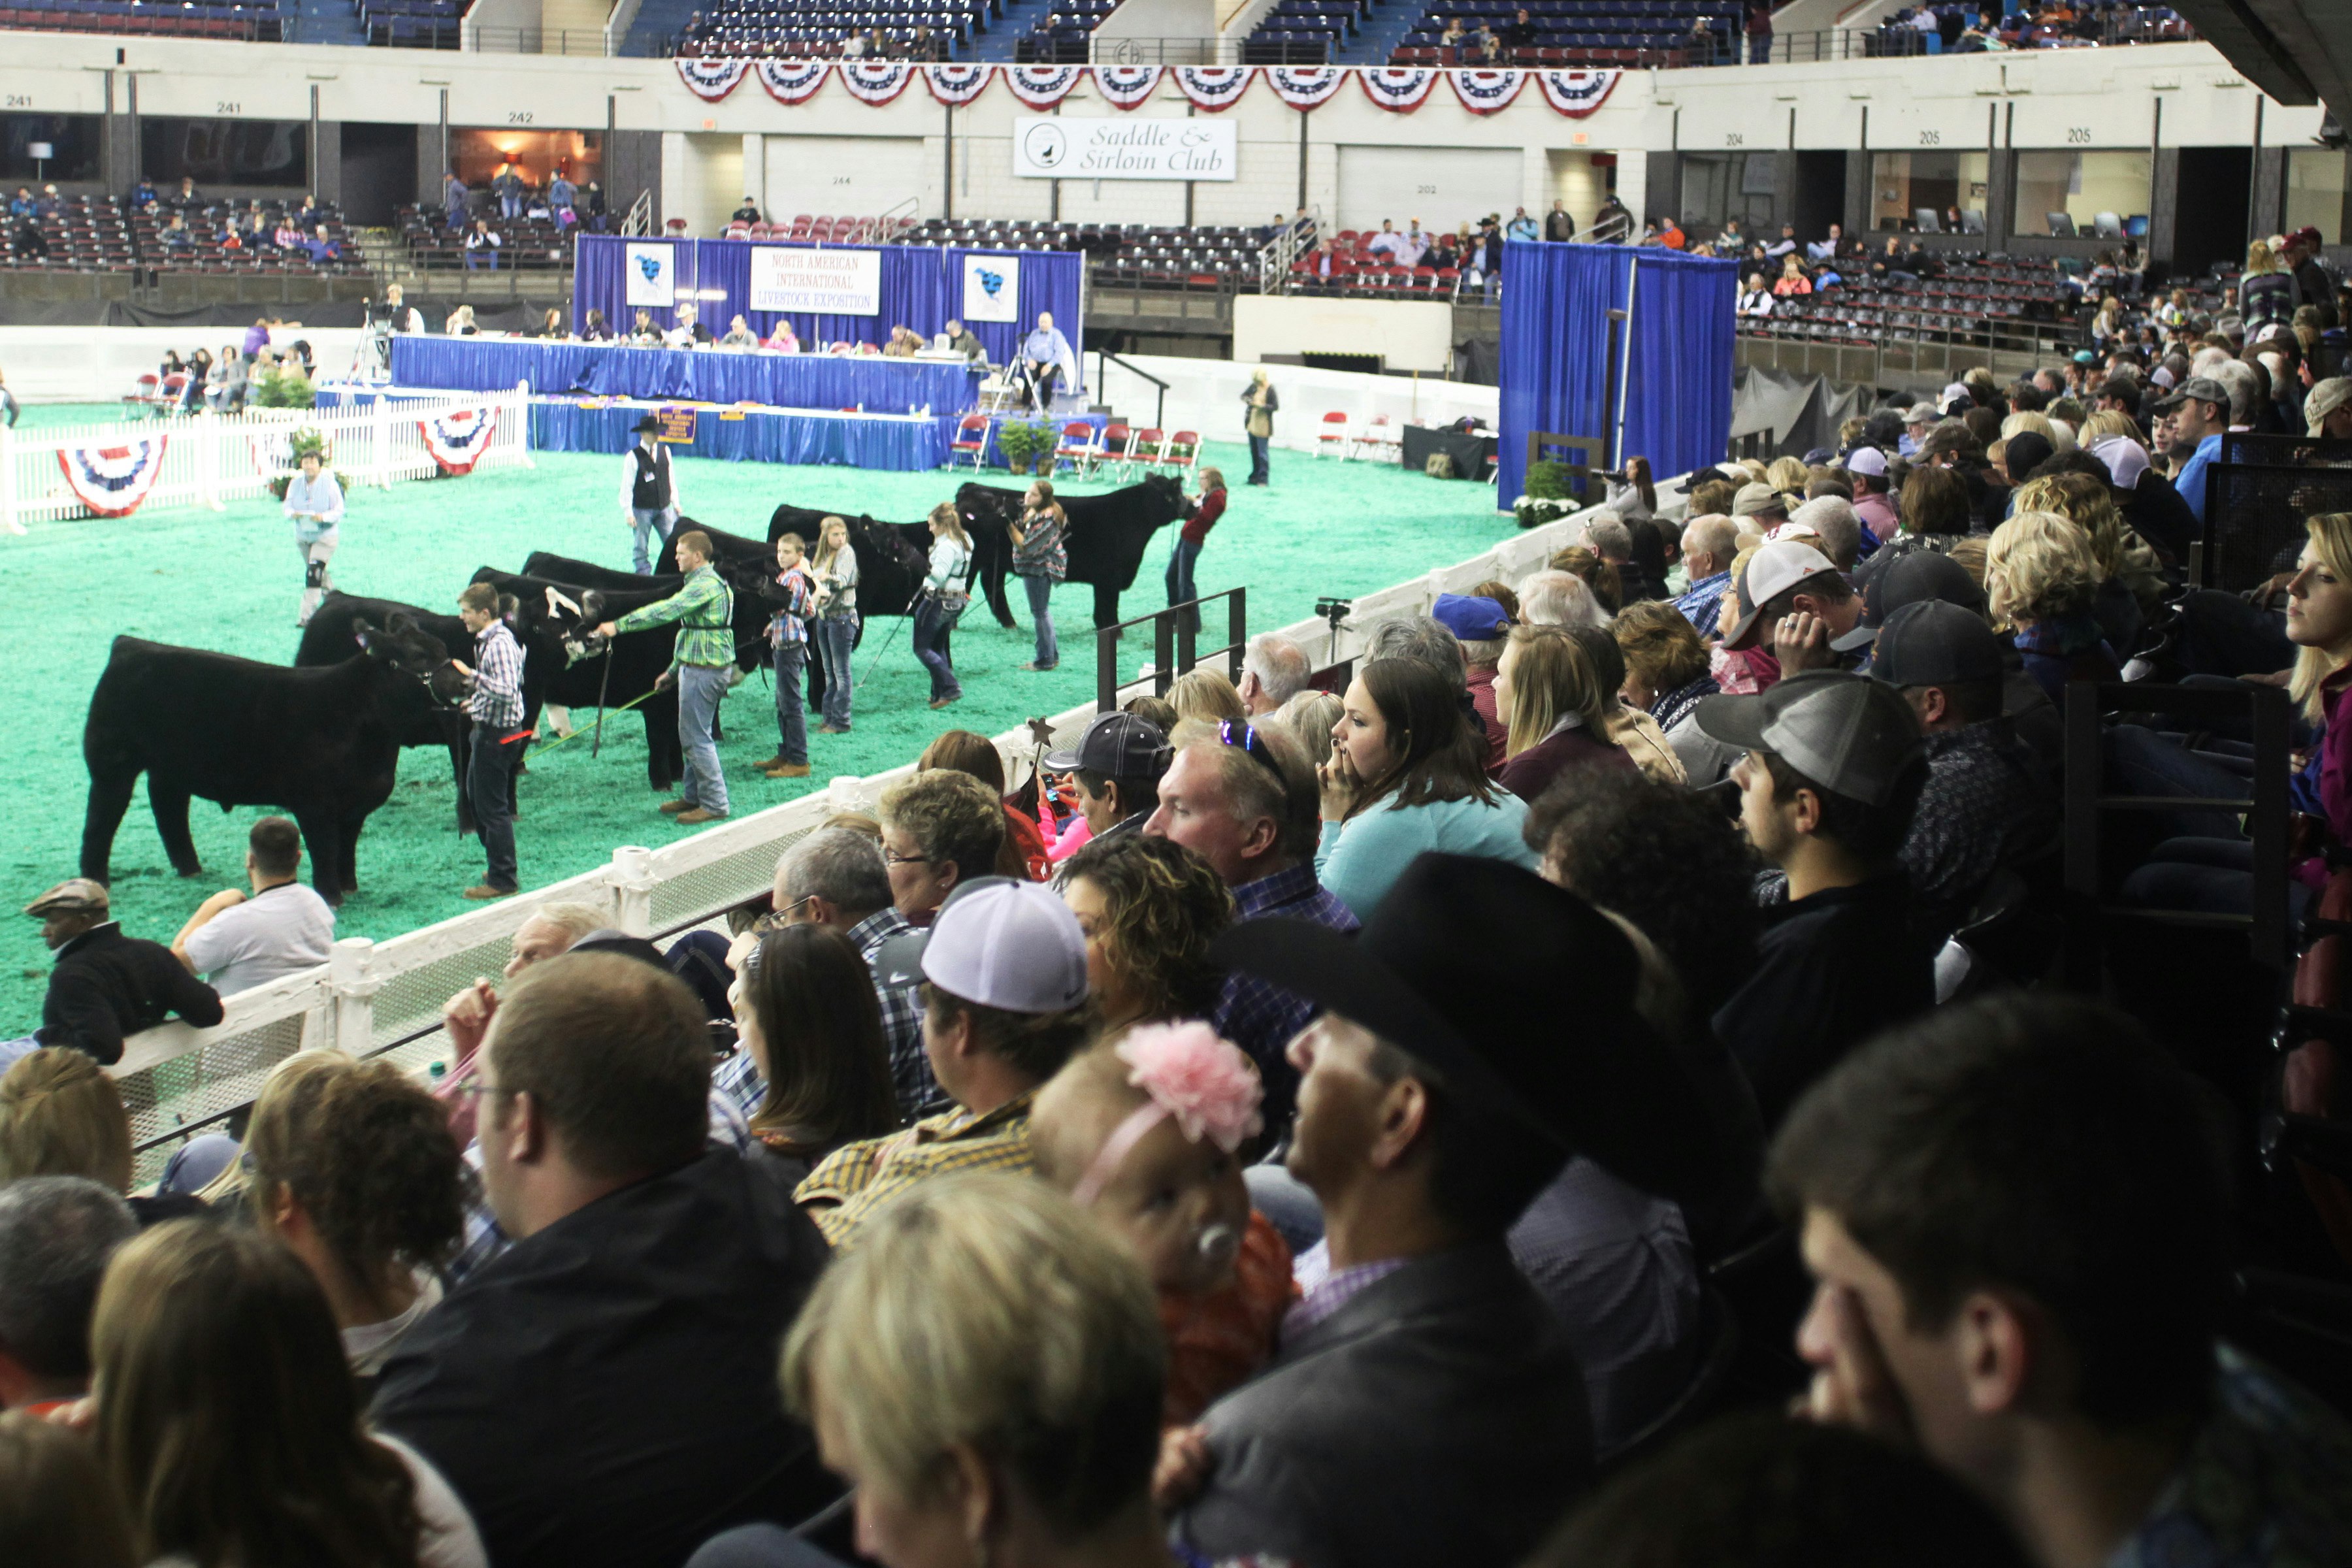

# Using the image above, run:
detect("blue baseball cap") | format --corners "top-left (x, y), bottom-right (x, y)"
top-left (1432, 593), bottom-right (1511, 641)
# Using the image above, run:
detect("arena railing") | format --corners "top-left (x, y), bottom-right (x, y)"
top-left (0, 384), bottom-right (534, 534)
top-left (105, 478), bottom-right (1645, 1185)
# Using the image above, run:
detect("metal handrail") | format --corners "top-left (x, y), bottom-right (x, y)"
top-left (463, 25), bottom-right (615, 54)
top-left (1258, 210), bottom-right (1318, 297)
top-left (1090, 35), bottom-right (1241, 64)
top-left (623, 190), bottom-right (655, 238)
top-left (1097, 349), bottom-right (1169, 429)
top-left (1096, 587), bottom-right (1247, 714)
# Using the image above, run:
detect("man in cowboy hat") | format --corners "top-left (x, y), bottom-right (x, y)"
top-left (620, 414), bottom-right (681, 575)
top-left (1172, 853), bottom-right (1719, 1568)
top-left (7, 880), bottom-right (221, 1070)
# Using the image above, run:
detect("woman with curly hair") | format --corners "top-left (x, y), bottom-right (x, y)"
top-left (1985, 509), bottom-right (2119, 703)
top-left (1059, 833), bottom-right (1234, 1032)
top-left (240, 1053), bottom-right (465, 1381)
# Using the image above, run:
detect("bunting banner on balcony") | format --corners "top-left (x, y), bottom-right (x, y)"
top-left (1171, 65), bottom-right (1254, 110)
top-left (676, 57), bottom-right (749, 102)
top-left (57, 436), bottom-right (168, 518)
top-left (1264, 65), bottom-right (1343, 108)
top-left (1092, 65), bottom-right (1164, 108)
top-left (419, 406), bottom-right (500, 477)
top-left (1449, 69), bottom-right (1526, 114)
top-left (838, 61), bottom-right (916, 105)
top-left (755, 59), bottom-right (830, 105)
top-left (923, 63), bottom-right (994, 105)
top-left (1535, 69), bottom-right (1620, 116)
top-left (1005, 65), bottom-right (1084, 108)
top-left (1358, 68), bottom-right (1439, 112)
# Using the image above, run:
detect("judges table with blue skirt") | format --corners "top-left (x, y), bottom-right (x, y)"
top-left (531, 399), bottom-right (950, 472)
top-left (391, 336), bottom-right (978, 416)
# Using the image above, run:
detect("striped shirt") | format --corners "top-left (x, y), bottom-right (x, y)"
top-left (615, 563), bottom-right (736, 669)
top-left (467, 620), bottom-right (526, 729)
top-left (796, 1091), bottom-right (1036, 1249)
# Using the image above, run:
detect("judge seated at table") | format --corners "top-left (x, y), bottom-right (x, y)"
top-left (763, 318), bottom-right (800, 353)
top-left (1021, 310), bottom-right (1075, 414)
top-left (630, 308), bottom-right (661, 344)
top-left (882, 324), bottom-right (921, 358)
top-left (664, 302), bottom-right (714, 349)
top-left (719, 314), bottom-right (760, 351)
top-left (941, 318), bottom-right (986, 364)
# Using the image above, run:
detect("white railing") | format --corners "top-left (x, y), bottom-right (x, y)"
top-left (1, 385), bottom-right (536, 533)
top-left (108, 476), bottom-right (1656, 1181)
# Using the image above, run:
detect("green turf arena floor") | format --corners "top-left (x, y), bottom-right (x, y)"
top-left (1, 419), bottom-right (1515, 1030)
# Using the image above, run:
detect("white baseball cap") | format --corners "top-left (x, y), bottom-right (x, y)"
top-left (1844, 446), bottom-right (1889, 478)
top-left (1725, 540), bottom-right (1842, 651)
top-left (874, 879), bottom-right (1088, 1014)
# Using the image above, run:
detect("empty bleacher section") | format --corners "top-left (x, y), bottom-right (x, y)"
top-left (0, 0), bottom-right (284, 37)
top-left (899, 214), bottom-right (1264, 292)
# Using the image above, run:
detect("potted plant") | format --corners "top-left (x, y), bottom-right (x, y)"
top-left (994, 419), bottom-right (1057, 476)
top-left (1513, 459), bottom-right (1578, 529)
top-left (255, 363), bottom-right (316, 411)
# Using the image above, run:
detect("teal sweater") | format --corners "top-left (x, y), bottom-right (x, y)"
top-left (1315, 791), bottom-right (1537, 923)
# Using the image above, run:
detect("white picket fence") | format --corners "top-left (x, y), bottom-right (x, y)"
top-left (107, 476), bottom-right (1663, 1183)
top-left (0, 385), bottom-right (534, 532)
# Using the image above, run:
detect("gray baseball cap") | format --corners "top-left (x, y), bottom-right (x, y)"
top-left (1693, 670), bottom-right (1925, 806)
top-left (871, 877), bottom-right (1088, 1014)
top-left (2149, 374), bottom-right (2229, 414)
top-left (1043, 711), bottom-right (1173, 777)
top-left (1869, 600), bottom-right (2006, 689)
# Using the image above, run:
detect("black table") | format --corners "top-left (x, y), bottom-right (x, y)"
top-left (1401, 424), bottom-right (1497, 482)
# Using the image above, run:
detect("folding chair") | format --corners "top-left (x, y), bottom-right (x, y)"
top-left (1093, 421), bottom-right (1134, 480)
top-left (1162, 430), bottom-right (1201, 480)
top-left (1348, 412), bottom-right (1402, 463)
top-left (1131, 427), bottom-right (1168, 475)
top-left (950, 412), bottom-right (992, 471)
top-left (1315, 409), bottom-right (1352, 458)
top-left (1053, 419), bottom-right (1100, 475)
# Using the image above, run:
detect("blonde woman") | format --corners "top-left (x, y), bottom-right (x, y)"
top-left (1240, 367), bottom-right (1277, 485)
top-left (2239, 238), bottom-right (2297, 334)
top-left (808, 515), bottom-right (859, 732)
top-left (1985, 510), bottom-right (2117, 703)
top-left (2012, 469), bottom-right (2166, 638)
top-left (0, 1047), bottom-right (131, 1190)
top-left (1771, 252), bottom-right (1810, 297)
top-left (914, 500), bottom-right (972, 709)
top-left (1490, 625), bottom-right (1635, 802)
top-left (1168, 666), bottom-right (1246, 728)
top-left (2078, 408), bottom-right (2143, 446)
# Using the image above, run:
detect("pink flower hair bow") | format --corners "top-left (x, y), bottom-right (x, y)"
top-left (1070, 1023), bottom-right (1262, 1208)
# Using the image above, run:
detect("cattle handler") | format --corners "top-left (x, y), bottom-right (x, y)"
top-left (284, 448), bottom-right (345, 627)
top-left (595, 529), bottom-right (735, 824)
top-left (454, 582), bottom-right (528, 898)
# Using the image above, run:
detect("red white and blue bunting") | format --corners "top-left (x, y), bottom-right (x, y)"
top-left (419, 406), bottom-right (499, 477)
top-left (1450, 69), bottom-right (1526, 114)
top-left (57, 436), bottom-right (169, 518)
top-left (1093, 65), bottom-right (1164, 109)
top-left (923, 63), bottom-right (993, 105)
top-left (1171, 65), bottom-right (1253, 110)
top-left (1264, 65), bottom-right (1343, 108)
top-left (1004, 64), bottom-right (1084, 108)
top-left (675, 56), bottom-right (749, 101)
top-left (1535, 69), bottom-right (1619, 116)
top-left (836, 61), bottom-right (915, 105)
top-left (1358, 67), bottom-right (1439, 112)
top-left (755, 59), bottom-right (830, 105)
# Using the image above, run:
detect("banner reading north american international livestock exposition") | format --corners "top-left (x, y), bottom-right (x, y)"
top-left (747, 246), bottom-right (885, 316)
top-left (1011, 118), bottom-right (1237, 182)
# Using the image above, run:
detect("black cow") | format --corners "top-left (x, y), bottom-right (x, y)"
top-left (82, 618), bottom-right (467, 906)
top-left (955, 474), bottom-right (1188, 628)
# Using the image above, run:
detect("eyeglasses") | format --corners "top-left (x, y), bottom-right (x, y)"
top-left (1218, 719), bottom-right (1288, 783)
top-left (751, 894), bottom-right (817, 934)
top-left (451, 1081), bottom-right (509, 1102)
top-left (882, 849), bottom-right (934, 868)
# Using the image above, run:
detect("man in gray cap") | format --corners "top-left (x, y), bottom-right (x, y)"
top-left (2307, 376), bottom-right (2352, 442)
top-left (1044, 709), bottom-right (1173, 849)
top-left (10, 879), bottom-right (220, 1068)
top-left (1899, 402), bottom-right (1938, 457)
top-left (1731, 481), bottom-right (1789, 528)
top-left (1696, 672), bottom-right (1934, 1126)
top-left (1870, 600), bottom-right (2057, 947)
top-left (2151, 374), bottom-right (2230, 532)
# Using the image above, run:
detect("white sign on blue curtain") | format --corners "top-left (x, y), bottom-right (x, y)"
top-left (748, 246), bottom-right (884, 316)
top-left (960, 254), bottom-right (1020, 323)
top-left (1011, 118), bottom-right (1237, 181)
top-left (625, 242), bottom-right (675, 307)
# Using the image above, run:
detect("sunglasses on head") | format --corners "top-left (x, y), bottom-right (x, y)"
top-left (1218, 719), bottom-right (1288, 782)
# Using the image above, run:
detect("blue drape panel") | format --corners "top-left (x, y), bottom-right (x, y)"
top-left (389, 338), bottom-right (975, 416)
top-left (528, 400), bottom-right (949, 470)
top-left (1495, 240), bottom-right (1735, 507)
top-left (568, 238), bottom-right (1082, 392)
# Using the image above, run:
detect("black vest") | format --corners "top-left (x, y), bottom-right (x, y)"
top-left (630, 444), bottom-right (672, 510)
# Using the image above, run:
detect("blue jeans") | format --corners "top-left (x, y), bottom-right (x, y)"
top-left (772, 642), bottom-right (808, 765)
top-left (1166, 536), bottom-right (1201, 634)
top-left (630, 506), bottom-right (677, 574)
top-left (911, 595), bottom-right (964, 703)
top-left (500, 193), bottom-right (523, 220)
top-left (1247, 434), bottom-right (1270, 483)
top-left (676, 664), bottom-right (731, 815)
top-left (468, 719), bottom-right (521, 888)
top-left (465, 248), bottom-right (497, 271)
top-left (1022, 572), bottom-right (1058, 668)
top-left (814, 615), bottom-right (856, 729)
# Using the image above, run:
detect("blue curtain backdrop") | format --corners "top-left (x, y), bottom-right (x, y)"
top-left (1495, 240), bottom-right (1735, 508)
top-left (572, 237), bottom-right (1083, 393)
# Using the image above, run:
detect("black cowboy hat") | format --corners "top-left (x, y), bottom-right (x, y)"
top-left (1210, 853), bottom-right (1720, 1203)
top-left (632, 414), bottom-right (663, 434)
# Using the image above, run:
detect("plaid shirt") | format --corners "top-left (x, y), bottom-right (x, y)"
top-left (712, 908), bottom-right (938, 1126)
top-left (448, 1087), bottom-right (751, 1284)
top-left (466, 619), bottom-right (527, 729)
top-left (1211, 861), bottom-right (1358, 1132)
top-left (768, 563), bottom-right (815, 649)
top-left (796, 1090), bottom-right (1036, 1249)
top-left (1674, 570), bottom-right (1731, 640)
top-left (615, 563), bottom-right (736, 669)
top-left (1282, 1237), bottom-right (1409, 1345)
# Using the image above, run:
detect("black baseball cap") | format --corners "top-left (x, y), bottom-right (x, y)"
top-left (1833, 549), bottom-right (1987, 652)
top-left (1044, 710), bottom-right (1173, 777)
top-left (1869, 600), bottom-right (2006, 689)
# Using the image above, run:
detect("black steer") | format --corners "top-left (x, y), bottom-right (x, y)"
top-left (82, 618), bottom-right (466, 906)
top-left (955, 473), bottom-right (1188, 628)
